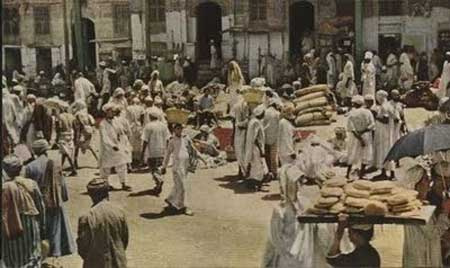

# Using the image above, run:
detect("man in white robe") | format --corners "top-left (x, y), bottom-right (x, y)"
top-left (399, 53), bottom-right (415, 92)
top-left (263, 100), bottom-right (281, 179)
top-left (439, 51), bottom-right (450, 97)
top-left (244, 105), bottom-right (268, 191)
top-left (210, 40), bottom-right (219, 69)
top-left (99, 103), bottom-right (132, 191)
top-left (233, 96), bottom-right (250, 177)
top-left (326, 51), bottom-right (337, 90)
top-left (2, 87), bottom-right (20, 151)
top-left (386, 51), bottom-right (399, 89)
top-left (361, 52), bottom-right (376, 96)
top-left (126, 98), bottom-right (145, 166)
top-left (74, 72), bottom-right (97, 105)
top-left (372, 90), bottom-right (397, 180)
top-left (342, 54), bottom-right (357, 107)
top-left (346, 95), bottom-right (375, 179)
top-left (390, 90), bottom-right (406, 144)
top-left (161, 123), bottom-right (194, 216)
top-left (278, 107), bottom-right (297, 166)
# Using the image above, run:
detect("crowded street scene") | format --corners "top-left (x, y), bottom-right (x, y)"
top-left (2, 0), bottom-right (450, 267)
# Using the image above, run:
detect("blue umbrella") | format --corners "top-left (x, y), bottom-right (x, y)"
top-left (384, 124), bottom-right (450, 162)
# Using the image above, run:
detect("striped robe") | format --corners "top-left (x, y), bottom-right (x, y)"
top-left (2, 178), bottom-right (46, 268)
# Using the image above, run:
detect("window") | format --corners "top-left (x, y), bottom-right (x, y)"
top-left (250, 0), bottom-right (267, 21)
top-left (34, 6), bottom-right (50, 35)
top-left (3, 8), bottom-right (20, 35)
top-left (379, 0), bottom-right (403, 16)
top-left (149, 0), bottom-right (166, 22)
top-left (113, 4), bottom-right (131, 37)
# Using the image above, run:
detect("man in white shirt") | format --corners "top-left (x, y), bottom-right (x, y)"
top-left (74, 72), bottom-right (97, 105)
top-left (99, 103), bottom-right (132, 191)
top-left (346, 95), bottom-right (375, 179)
top-left (141, 109), bottom-right (170, 195)
top-left (277, 106), bottom-right (297, 166)
top-left (161, 123), bottom-right (194, 216)
top-left (263, 99), bottom-right (281, 179)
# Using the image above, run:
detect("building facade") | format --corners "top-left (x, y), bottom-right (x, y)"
top-left (2, 0), bottom-right (132, 77)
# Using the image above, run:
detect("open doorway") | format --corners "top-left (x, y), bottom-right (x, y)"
top-left (378, 34), bottom-right (401, 62)
top-left (289, 1), bottom-right (314, 60)
top-left (196, 2), bottom-right (222, 61)
top-left (82, 18), bottom-right (96, 70)
top-left (4, 48), bottom-right (22, 80)
top-left (36, 48), bottom-right (52, 75)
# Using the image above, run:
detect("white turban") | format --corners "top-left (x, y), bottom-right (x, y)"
top-left (113, 88), bottom-right (125, 97)
top-left (253, 104), bottom-right (265, 117)
top-left (250, 77), bottom-right (266, 88)
top-left (351, 95), bottom-right (364, 105)
top-left (102, 102), bottom-right (116, 112)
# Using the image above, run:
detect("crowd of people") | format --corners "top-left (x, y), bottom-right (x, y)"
top-left (1, 43), bottom-right (450, 267)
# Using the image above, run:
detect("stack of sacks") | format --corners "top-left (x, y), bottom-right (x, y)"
top-left (387, 188), bottom-right (422, 216)
top-left (307, 177), bottom-right (347, 214)
top-left (292, 84), bottom-right (334, 127)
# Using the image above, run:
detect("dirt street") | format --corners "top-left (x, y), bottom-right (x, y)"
top-left (54, 108), bottom-right (432, 268)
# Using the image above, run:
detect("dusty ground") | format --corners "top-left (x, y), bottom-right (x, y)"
top-left (53, 108), bottom-right (432, 268)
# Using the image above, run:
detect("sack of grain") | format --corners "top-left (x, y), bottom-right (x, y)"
top-left (299, 119), bottom-right (333, 127)
top-left (294, 91), bottom-right (327, 104)
top-left (295, 97), bottom-right (329, 113)
top-left (295, 111), bottom-right (332, 126)
top-left (297, 105), bottom-right (333, 116)
top-left (294, 84), bottom-right (329, 97)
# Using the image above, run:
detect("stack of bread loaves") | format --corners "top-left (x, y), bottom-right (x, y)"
top-left (307, 177), bottom-right (347, 215)
top-left (387, 188), bottom-right (421, 216)
top-left (343, 181), bottom-right (372, 214)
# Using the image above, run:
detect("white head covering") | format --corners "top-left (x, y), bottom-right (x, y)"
top-left (147, 106), bottom-right (161, 119)
top-left (253, 104), bottom-right (265, 117)
top-left (113, 87), bottom-right (125, 97)
top-left (397, 157), bottom-right (430, 190)
top-left (351, 95), bottom-right (364, 105)
top-left (364, 94), bottom-right (375, 101)
top-left (364, 51), bottom-right (373, 60)
top-left (27, 94), bottom-right (37, 100)
top-left (32, 139), bottom-right (50, 155)
top-left (99, 61), bottom-right (106, 67)
top-left (102, 102), bottom-right (116, 112)
top-left (200, 124), bottom-right (210, 133)
top-left (154, 96), bottom-right (163, 105)
top-left (250, 77), bottom-right (266, 88)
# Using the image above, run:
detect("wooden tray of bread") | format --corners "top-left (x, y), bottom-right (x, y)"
top-left (297, 178), bottom-right (436, 225)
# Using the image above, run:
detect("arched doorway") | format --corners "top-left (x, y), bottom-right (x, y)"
top-left (289, 1), bottom-right (315, 60)
top-left (196, 2), bottom-right (222, 61)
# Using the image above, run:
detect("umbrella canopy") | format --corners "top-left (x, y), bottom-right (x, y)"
top-left (385, 124), bottom-right (450, 162)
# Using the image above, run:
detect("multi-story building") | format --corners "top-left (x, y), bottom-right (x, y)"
top-left (130, 0), bottom-right (449, 79)
top-left (2, 0), bottom-right (132, 77)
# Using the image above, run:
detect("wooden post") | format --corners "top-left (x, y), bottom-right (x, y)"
top-left (62, 0), bottom-right (70, 72)
top-left (355, 0), bottom-right (364, 80)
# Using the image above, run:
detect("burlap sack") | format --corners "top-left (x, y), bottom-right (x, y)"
top-left (293, 91), bottom-right (327, 104)
top-left (297, 105), bottom-right (333, 116)
top-left (294, 97), bottom-right (328, 113)
top-left (294, 84), bottom-right (328, 97)
top-left (295, 111), bottom-right (332, 126)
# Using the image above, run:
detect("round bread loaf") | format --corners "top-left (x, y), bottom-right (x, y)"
top-left (370, 181), bottom-right (395, 194)
top-left (320, 187), bottom-right (344, 197)
top-left (323, 177), bottom-right (347, 188)
top-left (387, 194), bottom-right (415, 206)
top-left (329, 202), bottom-right (346, 214)
top-left (345, 196), bottom-right (370, 208)
top-left (353, 180), bottom-right (373, 191)
top-left (307, 207), bottom-right (330, 215)
top-left (364, 200), bottom-right (388, 216)
top-left (316, 196), bottom-right (339, 208)
top-left (344, 184), bottom-right (370, 199)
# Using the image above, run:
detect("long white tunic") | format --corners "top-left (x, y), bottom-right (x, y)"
top-left (342, 61), bottom-right (356, 98)
top-left (233, 100), bottom-right (250, 172)
top-left (263, 107), bottom-right (280, 146)
top-left (346, 107), bottom-right (375, 166)
top-left (390, 100), bottom-right (404, 143)
top-left (399, 62), bottom-right (415, 91)
top-left (2, 92), bottom-right (20, 145)
top-left (403, 214), bottom-right (450, 268)
top-left (141, 120), bottom-right (170, 159)
top-left (125, 104), bottom-right (144, 156)
top-left (277, 119), bottom-right (296, 166)
top-left (361, 62), bottom-right (376, 96)
top-left (373, 101), bottom-right (396, 169)
top-left (74, 77), bottom-right (96, 104)
top-left (440, 60), bottom-right (450, 97)
top-left (244, 117), bottom-right (267, 180)
top-left (386, 53), bottom-right (399, 87)
top-left (99, 119), bottom-right (129, 168)
top-left (163, 135), bottom-right (191, 209)
top-left (326, 53), bottom-right (337, 89)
